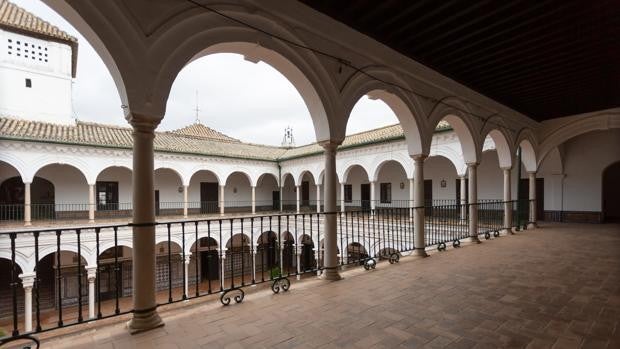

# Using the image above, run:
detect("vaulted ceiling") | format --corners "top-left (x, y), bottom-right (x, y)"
top-left (300, 0), bottom-right (620, 121)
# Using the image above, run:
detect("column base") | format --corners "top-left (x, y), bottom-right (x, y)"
top-left (527, 222), bottom-right (538, 229)
top-left (470, 236), bottom-right (482, 244)
top-left (126, 308), bottom-right (164, 334)
top-left (88, 219), bottom-right (95, 224)
top-left (24, 221), bottom-right (32, 227)
top-left (320, 267), bottom-right (342, 281)
top-left (502, 228), bottom-right (514, 235)
top-left (411, 248), bottom-right (428, 258)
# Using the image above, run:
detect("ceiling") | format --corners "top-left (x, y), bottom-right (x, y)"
top-left (300, 0), bottom-right (620, 121)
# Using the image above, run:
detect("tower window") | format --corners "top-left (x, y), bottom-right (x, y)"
top-left (25, 79), bottom-right (32, 88)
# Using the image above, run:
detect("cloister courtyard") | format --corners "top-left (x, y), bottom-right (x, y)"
top-left (8, 223), bottom-right (618, 349)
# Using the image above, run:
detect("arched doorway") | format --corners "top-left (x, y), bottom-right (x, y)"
top-left (0, 176), bottom-right (55, 220)
top-left (603, 161), bottom-right (620, 222)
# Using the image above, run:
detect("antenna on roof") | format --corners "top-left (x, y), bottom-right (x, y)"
top-left (281, 126), bottom-right (295, 147)
top-left (194, 90), bottom-right (201, 124)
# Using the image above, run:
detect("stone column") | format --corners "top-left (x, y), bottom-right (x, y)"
top-left (86, 266), bottom-right (97, 319)
top-left (220, 251), bottom-right (226, 290)
top-left (528, 171), bottom-right (537, 229)
top-left (320, 141), bottom-right (341, 280)
top-left (184, 255), bottom-right (190, 298)
top-left (126, 114), bottom-right (164, 333)
top-left (296, 247), bottom-right (302, 280)
top-left (279, 186), bottom-right (284, 212)
top-left (370, 181), bottom-right (376, 217)
top-left (468, 163), bottom-right (481, 243)
top-left (408, 178), bottom-right (414, 221)
top-left (316, 184), bottom-right (321, 213)
top-left (219, 185), bottom-right (225, 215)
top-left (251, 249), bottom-right (257, 282)
top-left (296, 185), bottom-right (301, 213)
top-left (183, 185), bottom-right (188, 218)
top-left (413, 155), bottom-right (428, 257)
top-left (20, 273), bottom-right (35, 332)
top-left (502, 168), bottom-right (513, 234)
top-left (340, 182), bottom-right (345, 216)
top-left (24, 182), bottom-right (31, 226)
top-left (459, 176), bottom-right (467, 220)
top-left (88, 184), bottom-right (95, 223)
top-left (251, 186), bottom-right (256, 214)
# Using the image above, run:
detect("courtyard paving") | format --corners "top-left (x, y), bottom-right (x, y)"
top-left (31, 223), bottom-right (620, 348)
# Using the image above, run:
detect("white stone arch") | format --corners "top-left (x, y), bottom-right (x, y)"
top-left (255, 172), bottom-right (279, 188)
top-left (297, 170), bottom-right (317, 187)
top-left (318, 169), bottom-right (340, 184)
top-left (427, 97), bottom-right (481, 164)
top-left (429, 145), bottom-right (467, 176)
top-left (341, 68), bottom-right (426, 155)
top-left (187, 167), bottom-right (222, 186)
top-left (515, 128), bottom-right (538, 172)
top-left (149, 5), bottom-right (342, 142)
top-left (370, 154), bottom-right (413, 182)
top-left (481, 128), bottom-right (514, 169)
top-left (29, 157), bottom-right (91, 185)
top-left (281, 172), bottom-right (296, 187)
top-left (154, 165), bottom-right (186, 187)
top-left (94, 164), bottom-right (133, 182)
top-left (184, 233), bottom-right (221, 256)
top-left (223, 170), bottom-right (253, 187)
top-left (98, 238), bottom-right (133, 258)
top-left (296, 232), bottom-right (318, 247)
top-left (154, 235), bottom-right (183, 252)
top-left (341, 163), bottom-right (370, 183)
top-left (538, 111), bottom-right (620, 167)
top-left (37, 244), bottom-right (94, 270)
top-left (0, 249), bottom-right (30, 274)
top-left (0, 153), bottom-right (28, 182)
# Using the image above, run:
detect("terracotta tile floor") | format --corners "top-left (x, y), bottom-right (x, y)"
top-left (16, 223), bottom-right (620, 348)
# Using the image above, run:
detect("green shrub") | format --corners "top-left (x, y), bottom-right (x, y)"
top-left (269, 266), bottom-right (282, 279)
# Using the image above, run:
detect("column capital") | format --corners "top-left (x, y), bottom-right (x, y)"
top-left (466, 162), bottom-right (479, 167)
top-left (411, 154), bottom-right (428, 162)
top-left (500, 166), bottom-right (512, 171)
top-left (19, 272), bottom-right (36, 288)
top-left (318, 140), bottom-right (341, 151)
top-left (184, 255), bottom-right (191, 264)
top-left (85, 266), bottom-right (97, 280)
top-left (527, 170), bottom-right (537, 175)
top-left (126, 113), bottom-right (162, 133)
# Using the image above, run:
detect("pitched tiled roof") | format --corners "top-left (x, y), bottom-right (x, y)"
top-left (0, 117), bottom-right (452, 161)
top-left (0, 0), bottom-right (78, 76)
top-left (169, 123), bottom-right (240, 143)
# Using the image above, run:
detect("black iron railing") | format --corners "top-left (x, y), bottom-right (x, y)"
top-left (0, 200), bottom-right (528, 345)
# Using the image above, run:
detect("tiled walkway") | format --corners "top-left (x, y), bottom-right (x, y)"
top-left (33, 223), bottom-right (620, 348)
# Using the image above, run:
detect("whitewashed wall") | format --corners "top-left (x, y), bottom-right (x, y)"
top-left (36, 164), bottom-right (88, 204)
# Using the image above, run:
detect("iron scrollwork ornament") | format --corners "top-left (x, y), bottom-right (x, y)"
top-left (388, 253), bottom-right (400, 264)
top-left (271, 277), bottom-right (290, 294)
top-left (493, 230), bottom-right (500, 237)
top-left (220, 287), bottom-right (245, 306)
top-left (0, 334), bottom-right (40, 348)
top-left (363, 257), bottom-right (377, 270)
top-left (452, 239), bottom-right (461, 248)
top-left (484, 232), bottom-right (491, 240)
top-left (438, 242), bottom-right (447, 251)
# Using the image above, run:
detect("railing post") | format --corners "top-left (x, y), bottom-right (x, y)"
top-left (19, 272), bottom-right (36, 332)
top-left (24, 182), bottom-right (31, 226)
top-left (126, 113), bottom-right (164, 333)
top-left (86, 266), bottom-right (97, 319)
top-left (528, 171), bottom-right (538, 229)
top-left (412, 155), bottom-right (428, 257)
top-left (459, 176), bottom-right (467, 220)
top-left (88, 183), bottom-right (95, 223)
top-left (408, 178), bottom-right (414, 221)
top-left (370, 181), bottom-right (376, 218)
top-left (320, 140), bottom-right (342, 280)
top-left (468, 163), bottom-right (481, 243)
top-left (296, 246), bottom-right (302, 280)
top-left (502, 168), bottom-right (514, 234)
top-left (183, 255), bottom-right (190, 297)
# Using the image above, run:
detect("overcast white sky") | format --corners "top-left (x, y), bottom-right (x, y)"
top-left (14, 0), bottom-right (399, 146)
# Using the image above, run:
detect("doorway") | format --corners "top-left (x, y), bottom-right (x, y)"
top-left (360, 183), bottom-right (370, 210)
top-left (602, 161), bottom-right (620, 222)
top-left (200, 182), bottom-right (218, 213)
top-left (519, 178), bottom-right (544, 221)
top-left (200, 250), bottom-right (220, 281)
top-left (272, 191), bottom-right (280, 210)
top-left (154, 190), bottom-right (160, 216)
top-left (301, 181), bottom-right (310, 206)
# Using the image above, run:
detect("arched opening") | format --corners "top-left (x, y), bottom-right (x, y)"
top-left (299, 171), bottom-right (317, 211)
top-left (280, 231), bottom-right (295, 275)
top-left (154, 168), bottom-right (183, 216)
top-left (153, 241), bottom-right (183, 302)
top-left (478, 150), bottom-right (503, 201)
top-left (256, 231), bottom-right (278, 280)
top-left (424, 155), bottom-right (461, 206)
top-left (299, 234), bottom-right (315, 271)
top-left (374, 160), bottom-right (410, 208)
top-left (224, 234), bottom-right (251, 287)
top-left (95, 166), bottom-right (132, 218)
top-left (281, 173), bottom-right (296, 211)
top-left (188, 237), bottom-right (220, 294)
top-left (346, 242), bottom-right (368, 265)
top-left (602, 161), bottom-right (620, 222)
top-left (342, 165), bottom-right (370, 210)
top-left (97, 245), bottom-right (132, 303)
top-left (224, 171), bottom-right (252, 213)
top-left (0, 258), bottom-right (24, 329)
top-left (256, 173), bottom-right (279, 212)
top-left (188, 170), bottom-right (220, 214)
top-left (517, 140), bottom-right (542, 222)
top-left (32, 163), bottom-right (89, 220)
top-left (0, 176), bottom-right (54, 221)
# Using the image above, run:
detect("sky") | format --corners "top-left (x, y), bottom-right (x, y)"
top-left (13, 0), bottom-right (399, 146)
